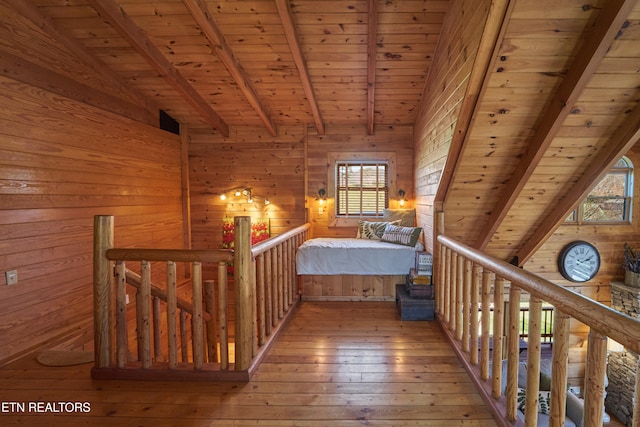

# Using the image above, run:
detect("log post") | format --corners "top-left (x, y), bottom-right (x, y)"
top-left (234, 216), bottom-right (253, 371)
top-left (93, 215), bottom-right (114, 369)
top-left (584, 330), bottom-right (607, 427)
top-left (549, 309), bottom-right (570, 426)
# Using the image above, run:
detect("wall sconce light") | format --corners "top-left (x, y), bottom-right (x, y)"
top-left (242, 188), bottom-right (253, 203)
top-left (317, 188), bottom-right (327, 205)
top-left (398, 189), bottom-right (406, 207)
top-left (214, 187), bottom-right (271, 205)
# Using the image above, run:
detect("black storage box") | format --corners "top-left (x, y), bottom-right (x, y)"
top-left (396, 284), bottom-right (435, 321)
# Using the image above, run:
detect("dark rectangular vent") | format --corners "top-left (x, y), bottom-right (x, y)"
top-left (160, 110), bottom-right (180, 135)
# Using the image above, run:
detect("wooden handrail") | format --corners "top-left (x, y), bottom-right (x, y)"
top-left (438, 235), bottom-right (640, 353)
top-left (106, 248), bottom-right (233, 263)
top-left (251, 223), bottom-right (310, 257)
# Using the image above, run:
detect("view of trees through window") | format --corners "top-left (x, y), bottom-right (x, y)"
top-left (566, 157), bottom-right (633, 224)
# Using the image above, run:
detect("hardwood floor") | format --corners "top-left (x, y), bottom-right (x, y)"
top-left (0, 301), bottom-right (496, 426)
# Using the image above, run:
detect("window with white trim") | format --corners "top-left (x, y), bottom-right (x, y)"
top-left (335, 162), bottom-right (389, 217)
top-left (565, 157), bottom-right (633, 224)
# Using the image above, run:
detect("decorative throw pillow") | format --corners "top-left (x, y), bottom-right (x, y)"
top-left (382, 208), bottom-right (416, 227)
top-left (356, 220), bottom-right (400, 240)
top-left (516, 388), bottom-right (551, 415)
top-left (380, 224), bottom-right (422, 247)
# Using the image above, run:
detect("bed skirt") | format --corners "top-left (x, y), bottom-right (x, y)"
top-left (299, 274), bottom-right (405, 301)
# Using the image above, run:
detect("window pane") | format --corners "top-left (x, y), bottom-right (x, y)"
top-left (583, 197), bottom-right (626, 222)
top-left (336, 163), bottom-right (388, 216)
top-left (590, 172), bottom-right (626, 197)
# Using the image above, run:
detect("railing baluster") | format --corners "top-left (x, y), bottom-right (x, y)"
top-left (444, 247), bottom-right (451, 324)
top-left (191, 262), bottom-right (204, 369)
top-left (462, 259), bottom-right (472, 352)
top-left (584, 330), bottom-right (607, 427)
top-left (524, 296), bottom-right (542, 427)
top-left (480, 270), bottom-right (494, 381)
top-left (264, 249), bottom-right (273, 335)
top-left (153, 296), bottom-right (162, 361)
top-left (283, 239), bottom-right (289, 310)
top-left (180, 310), bottom-right (188, 363)
top-left (470, 264), bottom-right (481, 365)
top-left (139, 261), bottom-right (152, 369)
top-left (217, 261), bottom-right (229, 370)
top-left (549, 309), bottom-right (570, 426)
top-left (257, 254), bottom-right (266, 346)
top-left (506, 286), bottom-right (521, 422)
top-left (491, 278), bottom-right (506, 399)
top-left (450, 251), bottom-right (458, 332)
top-left (456, 254), bottom-right (464, 341)
top-left (115, 261), bottom-right (128, 368)
top-left (204, 280), bottom-right (217, 363)
top-left (167, 261), bottom-right (178, 368)
top-left (277, 244), bottom-right (284, 319)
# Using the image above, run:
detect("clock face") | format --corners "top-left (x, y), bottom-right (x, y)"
top-left (558, 241), bottom-right (601, 282)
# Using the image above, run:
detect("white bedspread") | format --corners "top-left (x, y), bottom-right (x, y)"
top-left (296, 238), bottom-right (422, 275)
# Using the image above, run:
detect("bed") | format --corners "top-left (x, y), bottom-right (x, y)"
top-left (296, 209), bottom-right (423, 301)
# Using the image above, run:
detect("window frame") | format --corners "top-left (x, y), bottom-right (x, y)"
top-left (335, 162), bottom-right (389, 217)
top-left (565, 156), bottom-right (633, 225)
top-left (327, 152), bottom-right (397, 227)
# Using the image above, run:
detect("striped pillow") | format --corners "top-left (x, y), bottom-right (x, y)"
top-left (380, 224), bottom-right (422, 247)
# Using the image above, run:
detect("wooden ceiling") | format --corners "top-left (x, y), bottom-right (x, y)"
top-left (3, 0), bottom-right (640, 263)
top-left (25, 0), bottom-right (449, 136)
top-left (441, 0), bottom-right (640, 263)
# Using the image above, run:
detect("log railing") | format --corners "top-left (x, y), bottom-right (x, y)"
top-left (436, 233), bottom-right (640, 427)
top-left (92, 215), bottom-right (310, 381)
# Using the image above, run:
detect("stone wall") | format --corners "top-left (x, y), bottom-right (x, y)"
top-left (606, 282), bottom-right (640, 426)
top-left (606, 351), bottom-right (639, 427)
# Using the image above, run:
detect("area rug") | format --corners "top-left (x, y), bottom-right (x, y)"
top-left (36, 350), bottom-right (94, 367)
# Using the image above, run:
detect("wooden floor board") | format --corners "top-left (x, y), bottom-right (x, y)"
top-left (0, 301), bottom-right (497, 426)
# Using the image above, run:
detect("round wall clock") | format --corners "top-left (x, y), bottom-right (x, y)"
top-left (557, 240), bottom-right (601, 282)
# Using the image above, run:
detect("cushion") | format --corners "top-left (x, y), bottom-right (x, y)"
top-left (516, 388), bottom-right (551, 415)
top-left (382, 208), bottom-right (416, 227)
top-left (356, 220), bottom-right (400, 240)
top-left (380, 224), bottom-right (422, 247)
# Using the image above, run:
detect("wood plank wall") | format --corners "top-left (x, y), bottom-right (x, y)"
top-left (188, 125), bottom-right (306, 254)
top-left (413, 0), bottom-right (492, 253)
top-left (523, 146), bottom-right (640, 387)
top-left (306, 125), bottom-right (414, 238)
top-left (0, 78), bottom-right (185, 367)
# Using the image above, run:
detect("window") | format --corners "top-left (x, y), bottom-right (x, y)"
top-left (336, 162), bottom-right (389, 216)
top-left (565, 157), bottom-right (633, 224)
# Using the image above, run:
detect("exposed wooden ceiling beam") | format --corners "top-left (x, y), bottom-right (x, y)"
top-left (275, 0), bottom-right (324, 135)
top-left (472, 0), bottom-right (636, 251)
top-left (517, 105), bottom-right (640, 266)
top-left (87, 0), bottom-right (230, 137)
top-left (183, 0), bottom-right (276, 137)
top-left (11, 0), bottom-right (159, 126)
top-left (434, 0), bottom-right (512, 206)
top-left (366, 0), bottom-right (377, 135)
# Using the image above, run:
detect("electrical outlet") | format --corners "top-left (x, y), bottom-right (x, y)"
top-left (5, 270), bottom-right (17, 285)
top-left (126, 294), bottom-right (130, 304)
